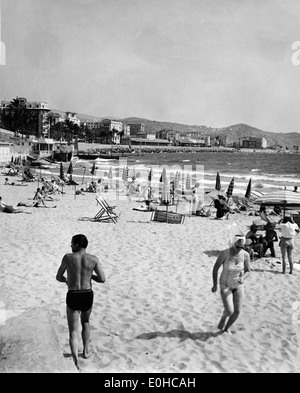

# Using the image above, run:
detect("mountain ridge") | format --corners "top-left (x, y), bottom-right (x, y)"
top-left (51, 109), bottom-right (300, 147)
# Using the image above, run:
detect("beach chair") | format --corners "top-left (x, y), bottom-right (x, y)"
top-left (151, 209), bottom-right (185, 224)
top-left (94, 195), bottom-right (118, 224)
top-left (251, 190), bottom-right (265, 198)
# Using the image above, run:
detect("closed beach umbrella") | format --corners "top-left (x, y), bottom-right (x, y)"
top-left (215, 172), bottom-right (221, 191)
top-left (132, 167), bottom-right (136, 181)
top-left (148, 168), bottom-right (153, 184)
top-left (160, 167), bottom-right (167, 183)
top-left (185, 173), bottom-right (191, 190)
top-left (90, 162), bottom-right (96, 176)
top-left (67, 161), bottom-right (73, 175)
top-left (254, 190), bottom-right (300, 217)
top-left (174, 171), bottom-right (180, 189)
top-left (161, 172), bottom-right (171, 221)
top-left (59, 162), bottom-right (65, 181)
top-left (161, 177), bottom-right (171, 205)
top-left (122, 166), bottom-right (128, 182)
top-left (90, 162), bottom-right (96, 182)
top-left (245, 178), bottom-right (252, 199)
top-left (108, 166), bottom-right (113, 188)
top-left (226, 177), bottom-right (235, 198)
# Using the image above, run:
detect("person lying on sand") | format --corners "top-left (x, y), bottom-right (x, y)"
top-left (0, 196), bottom-right (32, 214)
top-left (30, 188), bottom-right (57, 208)
top-left (4, 177), bottom-right (27, 186)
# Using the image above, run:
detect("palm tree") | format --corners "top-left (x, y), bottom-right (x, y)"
top-left (10, 97), bottom-right (27, 139)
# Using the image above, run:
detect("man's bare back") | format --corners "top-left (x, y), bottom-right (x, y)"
top-left (61, 252), bottom-right (102, 290)
top-left (56, 236), bottom-right (105, 289)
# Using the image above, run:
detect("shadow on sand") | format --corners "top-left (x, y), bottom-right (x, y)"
top-left (136, 329), bottom-right (223, 343)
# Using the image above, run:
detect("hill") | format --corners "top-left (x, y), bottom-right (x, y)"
top-left (32, 108), bottom-right (300, 147)
top-left (121, 118), bottom-right (300, 147)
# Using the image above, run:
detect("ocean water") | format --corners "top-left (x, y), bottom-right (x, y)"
top-left (45, 151), bottom-right (300, 194)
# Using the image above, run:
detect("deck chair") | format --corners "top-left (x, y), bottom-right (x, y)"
top-left (151, 209), bottom-right (185, 224)
top-left (94, 195), bottom-right (118, 224)
top-left (251, 190), bottom-right (265, 198)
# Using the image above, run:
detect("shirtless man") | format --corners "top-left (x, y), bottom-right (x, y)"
top-left (56, 234), bottom-right (106, 369)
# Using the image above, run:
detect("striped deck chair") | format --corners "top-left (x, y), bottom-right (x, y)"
top-left (251, 190), bottom-right (265, 198)
top-left (94, 195), bottom-right (118, 224)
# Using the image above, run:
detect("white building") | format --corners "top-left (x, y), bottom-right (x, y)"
top-left (65, 112), bottom-right (80, 126)
top-left (86, 120), bottom-right (102, 130)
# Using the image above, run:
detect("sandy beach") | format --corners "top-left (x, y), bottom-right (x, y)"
top-left (1, 172), bottom-right (300, 374)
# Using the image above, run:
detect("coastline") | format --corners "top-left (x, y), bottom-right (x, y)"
top-left (77, 142), bottom-right (289, 155)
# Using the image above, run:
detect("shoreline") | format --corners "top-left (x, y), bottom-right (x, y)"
top-left (77, 144), bottom-right (290, 156)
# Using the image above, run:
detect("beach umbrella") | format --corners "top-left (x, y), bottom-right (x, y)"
top-left (67, 161), bottom-right (73, 175)
top-left (122, 166), bottom-right (128, 182)
top-left (148, 168), bottom-right (153, 184)
top-left (253, 190), bottom-right (300, 217)
top-left (82, 166), bottom-right (86, 184)
top-left (160, 167), bottom-right (166, 183)
top-left (161, 171), bottom-right (172, 221)
top-left (226, 177), bottom-right (235, 199)
top-left (160, 167), bottom-right (167, 183)
top-left (245, 178), bottom-right (252, 199)
top-left (90, 162), bottom-right (96, 182)
top-left (174, 171), bottom-right (180, 189)
top-left (90, 162), bottom-right (96, 175)
top-left (131, 167), bottom-right (136, 181)
top-left (185, 173), bottom-right (191, 190)
top-left (108, 166), bottom-right (113, 188)
top-left (215, 172), bottom-right (221, 191)
top-left (59, 162), bottom-right (65, 181)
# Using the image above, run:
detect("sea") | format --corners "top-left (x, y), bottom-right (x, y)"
top-left (43, 150), bottom-right (300, 195)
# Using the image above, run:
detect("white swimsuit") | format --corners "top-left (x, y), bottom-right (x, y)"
top-left (220, 250), bottom-right (246, 290)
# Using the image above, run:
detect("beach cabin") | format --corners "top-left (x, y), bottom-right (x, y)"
top-left (30, 137), bottom-right (56, 159)
top-left (0, 141), bottom-right (12, 163)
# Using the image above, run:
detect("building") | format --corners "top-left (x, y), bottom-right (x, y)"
top-left (100, 119), bottom-right (124, 144)
top-left (1, 98), bottom-right (51, 137)
top-left (86, 120), bottom-right (102, 130)
top-left (0, 141), bottom-right (12, 163)
top-left (48, 112), bottom-right (65, 125)
top-left (156, 129), bottom-right (178, 141)
top-left (241, 137), bottom-right (267, 149)
top-left (128, 123), bottom-right (146, 138)
top-left (65, 112), bottom-right (80, 126)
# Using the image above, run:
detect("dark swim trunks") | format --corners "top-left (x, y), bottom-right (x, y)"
top-left (66, 289), bottom-right (94, 312)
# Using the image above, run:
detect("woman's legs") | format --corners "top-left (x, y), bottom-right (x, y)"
top-left (280, 245), bottom-right (287, 274)
top-left (287, 244), bottom-right (294, 274)
top-left (223, 286), bottom-right (244, 333)
top-left (218, 286), bottom-right (234, 330)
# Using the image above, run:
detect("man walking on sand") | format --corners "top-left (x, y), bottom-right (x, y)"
top-left (56, 234), bottom-right (106, 369)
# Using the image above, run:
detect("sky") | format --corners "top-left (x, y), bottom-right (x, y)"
top-left (1, 0), bottom-right (300, 133)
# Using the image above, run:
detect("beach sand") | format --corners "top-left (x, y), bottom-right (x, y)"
top-left (1, 173), bottom-right (300, 373)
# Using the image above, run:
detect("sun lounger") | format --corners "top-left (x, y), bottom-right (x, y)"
top-left (150, 209), bottom-right (185, 224)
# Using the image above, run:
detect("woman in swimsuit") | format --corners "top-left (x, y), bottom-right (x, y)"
top-left (211, 235), bottom-right (250, 333)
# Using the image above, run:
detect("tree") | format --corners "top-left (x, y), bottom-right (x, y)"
top-left (9, 97), bottom-right (28, 138)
